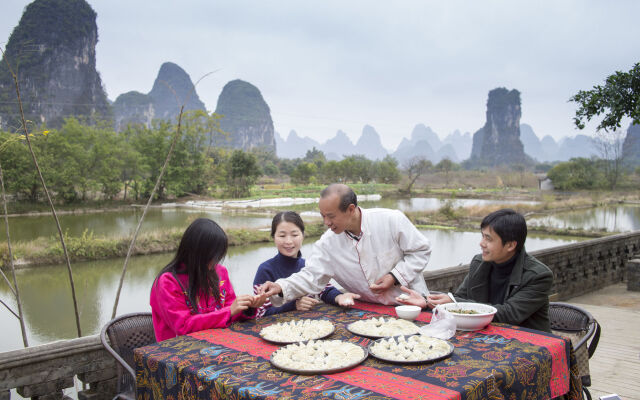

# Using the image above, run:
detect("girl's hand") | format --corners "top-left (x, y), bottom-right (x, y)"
top-left (230, 295), bottom-right (253, 316)
top-left (295, 296), bottom-right (320, 311)
top-left (335, 292), bottom-right (360, 307)
top-left (249, 293), bottom-right (267, 308)
top-left (395, 286), bottom-right (427, 308)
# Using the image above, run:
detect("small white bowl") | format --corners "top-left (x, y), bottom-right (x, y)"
top-left (436, 302), bottom-right (497, 331)
top-left (395, 305), bottom-right (421, 320)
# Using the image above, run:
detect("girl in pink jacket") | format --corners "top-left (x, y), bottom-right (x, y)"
top-left (150, 218), bottom-right (266, 341)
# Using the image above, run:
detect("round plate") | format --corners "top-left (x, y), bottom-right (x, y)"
top-left (346, 320), bottom-right (420, 339)
top-left (367, 335), bottom-right (454, 364)
top-left (270, 341), bottom-right (368, 375)
top-left (259, 322), bottom-right (335, 344)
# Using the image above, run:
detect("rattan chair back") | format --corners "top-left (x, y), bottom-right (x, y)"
top-left (549, 302), bottom-right (601, 400)
top-left (100, 312), bottom-right (155, 399)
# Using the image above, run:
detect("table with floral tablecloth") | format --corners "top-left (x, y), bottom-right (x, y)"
top-left (135, 302), bottom-right (582, 400)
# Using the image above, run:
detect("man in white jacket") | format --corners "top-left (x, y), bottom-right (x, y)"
top-left (259, 184), bottom-right (431, 306)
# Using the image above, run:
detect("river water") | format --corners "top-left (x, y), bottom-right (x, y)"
top-left (0, 197), bottom-right (540, 243)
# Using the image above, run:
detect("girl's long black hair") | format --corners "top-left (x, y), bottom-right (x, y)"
top-left (155, 218), bottom-right (228, 307)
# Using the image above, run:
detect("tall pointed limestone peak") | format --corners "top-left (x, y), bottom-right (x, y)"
top-left (0, 0), bottom-right (111, 129)
top-left (214, 79), bottom-right (275, 152)
top-left (356, 125), bottom-right (388, 160)
top-left (468, 88), bottom-right (532, 167)
top-left (287, 130), bottom-right (300, 141)
top-left (148, 62), bottom-right (206, 121)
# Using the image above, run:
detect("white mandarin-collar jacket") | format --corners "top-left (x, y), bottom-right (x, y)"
top-left (273, 207), bottom-right (431, 306)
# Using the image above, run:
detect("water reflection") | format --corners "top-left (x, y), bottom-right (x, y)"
top-left (527, 205), bottom-right (640, 232)
top-left (0, 229), bottom-right (582, 352)
top-left (1, 208), bottom-right (273, 243)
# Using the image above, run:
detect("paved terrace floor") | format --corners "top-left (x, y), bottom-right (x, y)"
top-left (567, 283), bottom-right (640, 400)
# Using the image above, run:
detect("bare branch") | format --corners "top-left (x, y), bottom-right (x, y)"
top-left (0, 297), bottom-right (19, 319)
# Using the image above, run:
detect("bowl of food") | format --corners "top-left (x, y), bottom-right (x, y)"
top-left (436, 302), bottom-right (497, 331)
top-left (395, 305), bottom-right (421, 321)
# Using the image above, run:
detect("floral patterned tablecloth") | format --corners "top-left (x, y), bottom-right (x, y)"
top-left (135, 302), bottom-right (582, 400)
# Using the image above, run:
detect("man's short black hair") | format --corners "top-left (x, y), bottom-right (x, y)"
top-left (320, 184), bottom-right (357, 212)
top-left (480, 208), bottom-right (527, 253)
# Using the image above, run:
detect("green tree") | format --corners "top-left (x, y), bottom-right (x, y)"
top-left (435, 158), bottom-right (457, 186)
top-left (404, 157), bottom-right (432, 194)
top-left (129, 122), bottom-right (168, 199)
top-left (303, 147), bottom-right (327, 169)
top-left (374, 155), bottom-right (400, 183)
top-left (571, 62), bottom-right (640, 132)
top-left (226, 150), bottom-right (262, 198)
top-left (341, 155), bottom-right (373, 183)
top-left (547, 158), bottom-right (604, 190)
top-left (291, 162), bottom-right (317, 184)
top-left (0, 130), bottom-right (43, 201)
top-left (319, 160), bottom-right (343, 183)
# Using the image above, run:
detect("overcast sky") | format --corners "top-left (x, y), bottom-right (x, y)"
top-left (2, 1), bottom-right (639, 150)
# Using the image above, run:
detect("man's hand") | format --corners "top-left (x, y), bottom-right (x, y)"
top-left (426, 293), bottom-right (453, 308)
top-left (230, 294), bottom-right (253, 316)
top-left (295, 296), bottom-right (320, 311)
top-left (369, 273), bottom-right (396, 294)
top-left (335, 292), bottom-right (361, 307)
top-left (258, 281), bottom-right (283, 297)
top-left (395, 286), bottom-right (427, 308)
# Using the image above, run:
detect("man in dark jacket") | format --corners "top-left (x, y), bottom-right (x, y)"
top-left (398, 208), bottom-right (553, 332)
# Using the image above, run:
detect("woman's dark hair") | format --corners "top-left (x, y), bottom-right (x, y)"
top-left (271, 211), bottom-right (305, 237)
top-left (480, 208), bottom-right (527, 253)
top-left (155, 218), bottom-right (228, 307)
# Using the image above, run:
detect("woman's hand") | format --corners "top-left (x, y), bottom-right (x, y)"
top-left (395, 286), bottom-right (427, 308)
top-left (335, 292), bottom-right (361, 307)
top-left (295, 296), bottom-right (320, 311)
top-left (230, 294), bottom-right (254, 316)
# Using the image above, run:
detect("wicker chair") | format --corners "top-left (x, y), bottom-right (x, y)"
top-left (100, 312), bottom-right (156, 400)
top-left (549, 302), bottom-right (601, 400)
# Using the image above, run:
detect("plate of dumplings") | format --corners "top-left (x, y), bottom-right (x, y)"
top-left (259, 319), bottom-right (335, 344)
top-left (347, 316), bottom-right (420, 339)
top-left (368, 334), bottom-right (454, 364)
top-left (270, 339), bottom-right (368, 375)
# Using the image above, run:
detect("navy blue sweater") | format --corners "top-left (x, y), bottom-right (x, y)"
top-left (252, 252), bottom-right (341, 317)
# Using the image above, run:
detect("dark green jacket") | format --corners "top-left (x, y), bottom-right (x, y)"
top-left (453, 249), bottom-right (553, 332)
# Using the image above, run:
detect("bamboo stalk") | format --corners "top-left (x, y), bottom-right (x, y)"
top-left (2, 49), bottom-right (82, 337)
top-left (0, 160), bottom-right (29, 346)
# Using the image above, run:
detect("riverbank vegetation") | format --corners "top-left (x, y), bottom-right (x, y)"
top-left (2, 191), bottom-right (636, 268)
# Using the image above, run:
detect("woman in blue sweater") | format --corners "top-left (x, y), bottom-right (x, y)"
top-left (253, 211), bottom-right (350, 317)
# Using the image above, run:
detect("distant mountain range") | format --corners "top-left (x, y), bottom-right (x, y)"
top-left (276, 123), bottom-right (598, 165)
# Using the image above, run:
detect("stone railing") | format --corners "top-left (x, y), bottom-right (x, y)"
top-left (425, 230), bottom-right (640, 300)
top-left (0, 335), bottom-right (116, 400)
top-left (1, 230), bottom-right (639, 399)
